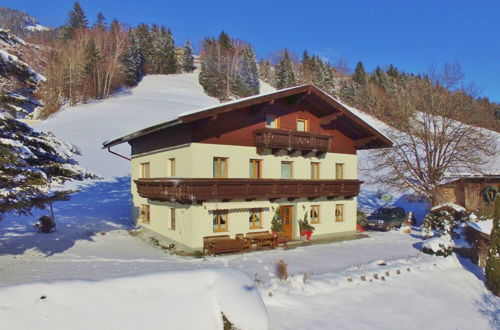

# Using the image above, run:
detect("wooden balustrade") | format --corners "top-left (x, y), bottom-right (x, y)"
top-left (253, 128), bottom-right (331, 155)
top-left (135, 178), bottom-right (362, 204)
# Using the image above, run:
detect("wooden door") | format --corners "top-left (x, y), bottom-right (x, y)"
top-left (280, 206), bottom-right (293, 240)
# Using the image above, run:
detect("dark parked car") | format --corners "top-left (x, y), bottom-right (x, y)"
top-left (366, 207), bottom-right (406, 231)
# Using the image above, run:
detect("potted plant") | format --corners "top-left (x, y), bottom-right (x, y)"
top-left (299, 212), bottom-right (315, 241)
top-left (271, 208), bottom-right (284, 236)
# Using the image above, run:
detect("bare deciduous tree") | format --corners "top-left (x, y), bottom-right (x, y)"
top-left (367, 76), bottom-right (497, 205)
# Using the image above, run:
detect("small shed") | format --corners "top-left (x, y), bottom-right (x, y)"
top-left (436, 175), bottom-right (500, 216)
top-left (465, 220), bottom-right (492, 267)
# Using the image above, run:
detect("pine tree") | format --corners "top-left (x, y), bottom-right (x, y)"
top-left (93, 12), bottom-right (106, 31)
top-left (163, 28), bottom-right (178, 74)
top-left (83, 38), bottom-right (102, 98)
top-left (485, 196), bottom-right (500, 296)
top-left (110, 18), bottom-right (120, 35)
top-left (0, 115), bottom-right (96, 217)
top-left (275, 50), bottom-right (296, 89)
top-left (230, 46), bottom-right (259, 97)
top-left (353, 61), bottom-right (367, 85)
top-left (63, 1), bottom-right (88, 39)
top-left (258, 59), bottom-right (273, 84)
top-left (128, 24), bottom-right (151, 75)
top-left (386, 64), bottom-right (400, 79)
top-left (218, 31), bottom-right (233, 97)
top-left (148, 25), bottom-right (177, 74)
top-left (181, 40), bottom-right (195, 72)
top-left (299, 50), bottom-right (313, 84)
top-left (122, 42), bottom-right (144, 87)
top-left (199, 37), bottom-right (226, 99)
top-left (371, 65), bottom-right (387, 88)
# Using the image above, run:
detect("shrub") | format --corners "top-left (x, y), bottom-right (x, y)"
top-left (422, 210), bottom-right (455, 237)
top-left (422, 234), bottom-right (454, 257)
top-left (357, 210), bottom-right (367, 227)
top-left (276, 259), bottom-right (288, 281)
top-left (298, 212), bottom-right (315, 232)
top-left (271, 208), bottom-right (284, 232)
top-left (485, 197), bottom-right (500, 296)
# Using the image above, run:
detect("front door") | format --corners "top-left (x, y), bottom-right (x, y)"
top-left (280, 206), bottom-right (293, 240)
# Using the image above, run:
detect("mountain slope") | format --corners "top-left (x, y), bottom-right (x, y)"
top-left (38, 72), bottom-right (219, 179)
top-left (0, 7), bottom-right (49, 35)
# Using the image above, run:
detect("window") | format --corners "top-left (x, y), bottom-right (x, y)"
top-left (170, 208), bottom-right (176, 230)
top-left (213, 157), bottom-right (228, 178)
top-left (213, 211), bottom-right (228, 232)
top-left (297, 119), bottom-right (308, 132)
top-left (140, 204), bottom-right (150, 223)
top-left (311, 162), bottom-right (320, 179)
top-left (310, 205), bottom-right (320, 224)
top-left (249, 210), bottom-right (262, 229)
top-left (281, 161), bottom-right (293, 179)
top-left (169, 158), bottom-right (176, 177)
top-left (266, 114), bottom-right (278, 128)
top-left (335, 204), bottom-right (344, 222)
top-left (140, 162), bottom-right (150, 178)
top-left (249, 159), bottom-right (262, 179)
top-left (335, 163), bottom-right (344, 179)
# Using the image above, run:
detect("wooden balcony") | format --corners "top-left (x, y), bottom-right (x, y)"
top-left (135, 178), bottom-right (362, 204)
top-left (253, 128), bottom-right (331, 156)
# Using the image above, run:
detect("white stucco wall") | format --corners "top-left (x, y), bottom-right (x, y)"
top-left (131, 143), bottom-right (358, 250)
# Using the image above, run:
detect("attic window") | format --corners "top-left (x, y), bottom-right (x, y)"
top-left (297, 119), bottom-right (308, 132)
top-left (266, 114), bottom-right (278, 128)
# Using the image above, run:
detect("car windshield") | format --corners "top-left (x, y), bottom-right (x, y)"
top-left (372, 208), bottom-right (398, 217)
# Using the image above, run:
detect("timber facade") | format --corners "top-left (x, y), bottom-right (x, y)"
top-left (103, 85), bottom-right (392, 251)
top-left (436, 176), bottom-right (500, 216)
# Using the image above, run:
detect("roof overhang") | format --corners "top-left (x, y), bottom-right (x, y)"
top-left (102, 84), bottom-right (393, 150)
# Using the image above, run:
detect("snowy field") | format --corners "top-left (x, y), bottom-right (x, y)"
top-left (1, 72), bottom-right (499, 329)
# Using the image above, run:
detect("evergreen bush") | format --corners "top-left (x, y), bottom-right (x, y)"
top-left (485, 196), bottom-right (500, 296)
top-left (271, 208), bottom-right (283, 232)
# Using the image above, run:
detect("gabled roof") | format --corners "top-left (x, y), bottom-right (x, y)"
top-left (102, 85), bottom-right (393, 149)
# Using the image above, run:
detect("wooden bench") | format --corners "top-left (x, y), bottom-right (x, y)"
top-left (246, 231), bottom-right (276, 249)
top-left (211, 239), bottom-right (244, 255)
top-left (203, 235), bottom-right (230, 255)
top-left (274, 232), bottom-right (289, 248)
top-left (235, 233), bottom-right (252, 251)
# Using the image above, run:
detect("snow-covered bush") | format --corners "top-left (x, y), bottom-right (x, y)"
top-left (422, 210), bottom-right (455, 237)
top-left (422, 234), bottom-right (454, 257)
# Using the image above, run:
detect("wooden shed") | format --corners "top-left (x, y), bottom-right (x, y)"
top-left (435, 175), bottom-right (500, 216)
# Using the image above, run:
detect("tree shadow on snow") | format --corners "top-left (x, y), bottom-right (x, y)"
top-left (0, 176), bottom-right (132, 256)
top-left (456, 254), bottom-right (485, 282)
top-left (476, 292), bottom-right (500, 329)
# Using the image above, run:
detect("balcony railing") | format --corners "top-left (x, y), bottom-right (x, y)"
top-left (135, 178), bottom-right (362, 204)
top-left (253, 128), bottom-right (331, 155)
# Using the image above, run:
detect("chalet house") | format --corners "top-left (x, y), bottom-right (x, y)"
top-left (103, 85), bottom-right (392, 251)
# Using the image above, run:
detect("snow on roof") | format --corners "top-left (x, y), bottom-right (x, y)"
top-left (430, 202), bottom-right (466, 212)
top-left (468, 219), bottom-right (493, 235)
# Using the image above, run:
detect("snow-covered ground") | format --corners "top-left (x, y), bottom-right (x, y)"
top-left (2, 72), bottom-right (499, 329)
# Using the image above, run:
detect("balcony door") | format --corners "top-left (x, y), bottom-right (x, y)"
top-left (279, 205), bottom-right (294, 240)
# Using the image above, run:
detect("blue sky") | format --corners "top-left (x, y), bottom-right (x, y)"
top-left (3, 0), bottom-right (500, 102)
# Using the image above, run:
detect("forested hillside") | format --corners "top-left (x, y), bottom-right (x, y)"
top-left (0, 1), bottom-right (498, 133)
top-left (0, 7), bottom-right (48, 36)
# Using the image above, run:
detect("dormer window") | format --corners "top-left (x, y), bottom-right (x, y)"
top-left (266, 114), bottom-right (278, 128)
top-left (297, 119), bottom-right (308, 132)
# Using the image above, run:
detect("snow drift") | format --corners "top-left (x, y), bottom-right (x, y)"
top-left (0, 268), bottom-right (268, 330)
